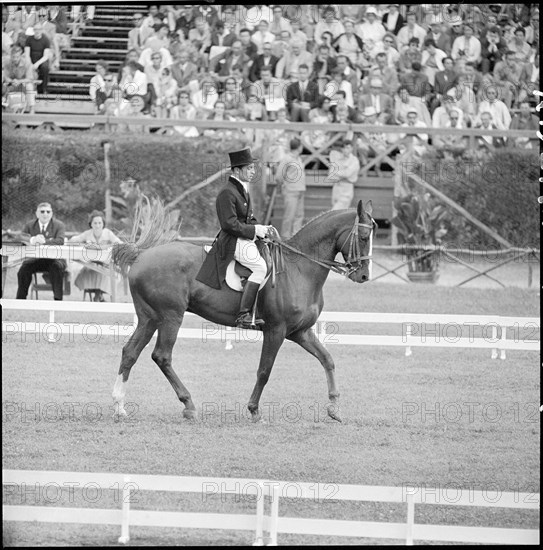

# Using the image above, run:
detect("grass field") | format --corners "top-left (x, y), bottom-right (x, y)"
top-left (2, 282), bottom-right (540, 545)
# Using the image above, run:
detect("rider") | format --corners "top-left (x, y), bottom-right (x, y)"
top-left (196, 147), bottom-right (271, 328)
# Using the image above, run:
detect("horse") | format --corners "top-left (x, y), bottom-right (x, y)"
top-left (111, 198), bottom-right (375, 423)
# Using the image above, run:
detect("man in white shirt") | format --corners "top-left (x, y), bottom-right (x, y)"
top-left (356, 7), bottom-right (386, 57)
top-left (251, 19), bottom-right (275, 55)
top-left (314, 6), bottom-right (345, 46)
top-left (476, 86), bottom-right (511, 129)
top-left (451, 23), bottom-right (481, 65)
top-left (396, 11), bottom-right (427, 51)
top-left (329, 140), bottom-right (360, 210)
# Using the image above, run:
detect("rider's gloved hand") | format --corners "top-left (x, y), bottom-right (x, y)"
top-left (254, 224), bottom-right (269, 239)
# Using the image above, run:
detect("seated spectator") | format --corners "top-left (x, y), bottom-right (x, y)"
top-left (188, 16), bottom-right (211, 59)
top-left (396, 85), bottom-right (432, 126)
top-left (203, 100), bottom-right (238, 139)
top-left (169, 90), bottom-right (198, 136)
top-left (432, 108), bottom-right (468, 156)
top-left (459, 61), bottom-right (483, 98)
top-left (16, 202), bottom-right (66, 301)
top-left (24, 23), bottom-right (51, 94)
top-left (431, 56), bottom-right (458, 111)
top-left (267, 107), bottom-right (292, 162)
top-left (285, 64), bottom-right (318, 122)
top-left (507, 26), bottom-right (531, 63)
top-left (357, 106), bottom-right (390, 164)
top-left (357, 77), bottom-right (394, 124)
top-left (426, 17), bottom-right (452, 55)
top-left (249, 42), bottom-right (279, 82)
top-left (218, 76), bottom-right (246, 119)
top-left (251, 65), bottom-right (284, 117)
top-left (191, 72), bottom-right (219, 117)
top-left (119, 59), bottom-right (149, 103)
top-left (143, 50), bottom-right (164, 113)
top-left (396, 11), bottom-right (427, 51)
top-left (524, 9), bottom-right (539, 46)
top-left (493, 49), bottom-right (524, 108)
top-left (400, 62), bottom-right (432, 103)
top-left (518, 53), bottom-right (539, 105)
top-left (244, 85), bottom-right (268, 121)
top-left (330, 90), bottom-right (359, 123)
top-left (314, 6), bottom-right (345, 47)
top-left (302, 95), bottom-right (334, 151)
top-left (355, 8), bottom-right (385, 59)
top-left (69, 210), bottom-right (122, 302)
top-left (451, 23), bottom-right (482, 65)
top-left (209, 40), bottom-right (251, 83)
top-left (311, 43), bottom-right (336, 94)
top-left (170, 49), bottom-right (198, 91)
top-left (329, 140), bottom-right (359, 211)
top-left (117, 49), bottom-right (144, 83)
top-left (399, 37), bottom-right (422, 74)
top-left (251, 20), bottom-right (275, 55)
top-left (89, 60), bottom-right (118, 114)
top-left (324, 68), bottom-right (354, 108)
top-left (333, 18), bottom-right (364, 67)
top-left (289, 20), bottom-right (308, 50)
top-left (400, 109), bottom-right (429, 156)
top-left (220, 6), bottom-right (240, 36)
top-left (479, 25), bottom-right (507, 74)
top-left (373, 33), bottom-right (400, 68)
top-left (364, 52), bottom-right (400, 96)
top-left (269, 6), bottom-right (292, 38)
top-left (319, 31), bottom-right (338, 59)
top-left (508, 102), bottom-right (539, 148)
top-left (143, 23), bottom-right (170, 51)
top-left (192, 4), bottom-right (220, 29)
top-left (238, 28), bottom-right (258, 61)
top-left (114, 95), bottom-right (151, 133)
top-left (476, 85), bottom-right (511, 129)
top-left (3, 43), bottom-right (36, 113)
top-left (128, 12), bottom-right (152, 54)
top-left (243, 5), bottom-right (272, 31)
top-left (139, 43), bottom-right (172, 70)
top-left (208, 20), bottom-right (237, 51)
top-left (231, 63), bottom-right (252, 101)
top-left (155, 67), bottom-right (178, 118)
top-left (275, 38), bottom-right (313, 80)
top-left (421, 39), bottom-right (446, 87)
top-left (334, 55), bottom-right (360, 96)
top-left (382, 4), bottom-right (404, 36)
top-left (473, 111), bottom-right (505, 150)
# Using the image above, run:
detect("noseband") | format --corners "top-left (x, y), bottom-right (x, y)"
top-left (339, 214), bottom-right (377, 277)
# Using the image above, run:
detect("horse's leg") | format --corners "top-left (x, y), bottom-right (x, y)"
top-left (247, 327), bottom-right (286, 422)
top-left (112, 318), bottom-right (157, 418)
top-left (288, 328), bottom-right (342, 422)
top-left (151, 317), bottom-right (197, 420)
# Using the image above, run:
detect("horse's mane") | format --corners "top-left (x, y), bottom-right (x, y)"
top-left (112, 195), bottom-right (181, 274)
top-left (288, 208), bottom-right (354, 243)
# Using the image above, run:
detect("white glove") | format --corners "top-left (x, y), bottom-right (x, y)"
top-left (254, 224), bottom-right (269, 239)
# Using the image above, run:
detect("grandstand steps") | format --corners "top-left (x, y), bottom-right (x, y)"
top-left (70, 36), bottom-right (128, 49)
top-left (60, 59), bottom-right (122, 72)
top-left (65, 48), bottom-right (127, 61)
top-left (83, 25), bottom-right (132, 38)
top-left (50, 70), bottom-right (95, 83)
top-left (44, 82), bottom-right (89, 97)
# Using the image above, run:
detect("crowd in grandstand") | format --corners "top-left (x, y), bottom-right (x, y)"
top-left (2, 4), bottom-right (540, 157)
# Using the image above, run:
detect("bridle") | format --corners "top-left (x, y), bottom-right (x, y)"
top-left (267, 212), bottom-right (377, 278)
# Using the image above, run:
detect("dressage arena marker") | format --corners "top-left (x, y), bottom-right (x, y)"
top-left (2, 470), bottom-right (539, 545)
top-left (1, 299), bottom-right (539, 360)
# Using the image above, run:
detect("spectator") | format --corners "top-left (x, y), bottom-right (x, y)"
top-left (155, 67), bottom-right (178, 118)
top-left (355, 7), bottom-right (385, 59)
top-left (289, 20), bottom-right (308, 50)
top-left (364, 52), bottom-right (400, 96)
top-left (192, 4), bottom-right (220, 30)
top-left (426, 16), bottom-right (452, 55)
top-left (396, 11), bottom-right (427, 51)
top-left (238, 28), bottom-right (258, 61)
top-left (220, 6), bottom-right (240, 36)
top-left (303, 95), bottom-right (334, 150)
top-left (139, 43), bottom-right (172, 70)
top-left (252, 65), bottom-right (284, 117)
top-left (401, 109), bottom-right (428, 156)
top-left (474, 110), bottom-right (504, 150)
top-left (275, 138), bottom-right (306, 239)
top-left (169, 90), bottom-right (199, 136)
top-left (333, 19), bottom-right (364, 67)
top-left (69, 210), bottom-right (122, 302)
top-left (89, 60), bottom-right (118, 114)
top-left (218, 76), bottom-right (246, 119)
top-left (170, 49), bottom-right (198, 91)
top-left (275, 38), bottom-right (313, 80)
top-left (400, 62), bottom-right (432, 102)
top-left (421, 38), bottom-right (446, 87)
top-left (319, 31), bottom-right (337, 58)
top-left (119, 60), bottom-right (149, 107)
top-left (524, 10), bottom-right (539, 46)
top-left (285, 64), bottom-right (318, 122)
top-left (252, 19), bottom-right (275, 55)
top-left (231, 63), bottom-right (252, 101)
top-left (24, 23), bottom-right (51, 93)
top-left (451, 22), bottom-right (482, 65)
top-left (209, 40), bottom-right (251, 82)
top-left (357, 77), bottom-right (394, 124)
top-left (267, 107), bottom-right (292, 162)
top-left (249, 42), bottom-right (279, 82)
top-left (329, 140), bottom-right (360, 211)
top-left (357, 106), bottom-right (390, 165)
top-left (3, 43), bottom-right (36, 113)
top-left (117, 49), bottom-right (144, 83)
top-left (334, 54), bottom-right (360, 95)
top-left (397, 85), bottom-right (432, 126)
top-left (509, 102), bottom-right (539, 148)
top-left (339, 5), bottom-right (365, 25)
top-left (35, 8), bottom-right (59, 71)
top-left (143, 50), bottom-right (164, 112)
top-left (269, 6), bottom-right (291, 38)
top-left (209, 20), bottom-right (236, 50)
top-left (324, 68), bottom-right (354, 108)
top-left (311, 44), bottom-right (336, 94)
top-left (507, 26), bottom-right (531, 63)
top-left (144, 23), bottom-right (170, 51)
top-left (16, 202), bottom-right (66, 301)
top-left (518, 53), bottom-right (539, 104)
top-left (382, 4), bottom-right (404, 35)
top-left (373, 33), bottom-right (400, 68)
top-left (114, 95), bottom-right (151, 133)
top-left (458, 61), bottom-right (483, 103)
top-left (399, 37), bottom-right (422, 74)
top-left (432, 56), bottom-right (458, 108)
top-left (476, 85), bottom-right (512, 129)
top-left (493, 50), bottom-right (523, 108)
top-left (244, 85), bottom-right (268, 121)
top-left (244, 5), bottom-right (273, 30)
top-left (330, 90), bottom-right (359, 123)
top-left (314, 6), bottom-right (345, 46)
top-left (18, 5), bottom-right (38, 34)
top-left (191, 72), bottom-right (219, 116)
top-left (433, 107), bottom-right (467, 155)
top-left (479, 25), bottom-right (507, 74)
top-left (203, 100), bottom-right (237, 139)
top-left (174, 6), bottom-right (195, 39)
top-left (47, 4), bottom-right (69, 66)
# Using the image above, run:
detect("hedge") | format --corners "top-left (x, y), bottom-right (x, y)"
top-left (2, 128), bottom-right (242, 236)
top-left (405, 149), bottom-right (540, 249)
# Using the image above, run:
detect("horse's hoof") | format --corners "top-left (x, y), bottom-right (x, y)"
top-left (183, 409), bottom-right (197, 421)
top-left (327, 404), bottom-right (342, 423)
top-left (113, 406), bottom-right (127, 421)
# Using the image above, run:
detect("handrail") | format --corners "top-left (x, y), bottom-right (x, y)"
top-left (2, 113), bottom-right (536, 138)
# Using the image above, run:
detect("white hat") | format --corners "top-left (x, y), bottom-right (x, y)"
top-left (366, 7), bottom-right (378, 16)
top-left (446, 87), bottom-right (458, 99)
top-left (370, 77), bottom-right (383, 87)
top-left (407, 108), bottom-right (418, 115)
top-left (363, 106), bottom-right (378, 117)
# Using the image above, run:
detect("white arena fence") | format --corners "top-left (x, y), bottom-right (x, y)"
top-left (2, 470), bottom-right (539, 545)
top-left (1, 299), bottom-right (539, 360)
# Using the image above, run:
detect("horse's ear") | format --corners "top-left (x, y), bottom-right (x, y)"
top-left (357, 200), bottom-right (363, 218)
top-left (365, 200), bottom-right (373, 217)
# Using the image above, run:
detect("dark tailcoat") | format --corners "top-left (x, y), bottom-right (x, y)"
top-left (196, 176), bottom-right (258, 289)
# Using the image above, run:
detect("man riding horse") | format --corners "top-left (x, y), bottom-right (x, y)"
top-left (196, 147), bottom-right (272, 329)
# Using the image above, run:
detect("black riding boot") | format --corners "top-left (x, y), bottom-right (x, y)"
top-left (235, 281), bottom-right (265, 328)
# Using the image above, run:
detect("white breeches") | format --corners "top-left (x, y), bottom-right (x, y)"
top-left (234, 239), bottom-right (267, 284)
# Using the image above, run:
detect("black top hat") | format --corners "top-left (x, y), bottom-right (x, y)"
top-left (228, 147), bottom-right (258, 168)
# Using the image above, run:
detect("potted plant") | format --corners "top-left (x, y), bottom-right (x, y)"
top-left (391, 189), bottom-right (448, 283)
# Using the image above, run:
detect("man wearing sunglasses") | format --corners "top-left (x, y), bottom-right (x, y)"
top-left (16, 203), bottom-right (67, 300)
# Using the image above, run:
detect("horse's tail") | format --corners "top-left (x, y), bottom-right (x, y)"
top-left (112, 194), bottom-right (181, 274)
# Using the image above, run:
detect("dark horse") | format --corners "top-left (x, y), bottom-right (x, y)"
top-left (111, 198), bottom-right (375, 422)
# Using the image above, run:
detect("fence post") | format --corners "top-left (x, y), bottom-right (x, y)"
top-left (405, 493), bottom-right (414, 545)
top-left (118, 475), bottom-right (131, 544)
top-left (491, 325), bottom-right (498, 359)
top-left (253, 481), bottom-right (265, 546)
top-left (405, 323), bottom-right (413, 357)
top-left (268, 483), bottom-right (279, 546)
top-left (500, 324), bottom-right (507, 360)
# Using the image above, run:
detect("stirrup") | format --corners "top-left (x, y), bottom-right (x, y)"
top-left (235, 311), bottom-right (265, 328)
